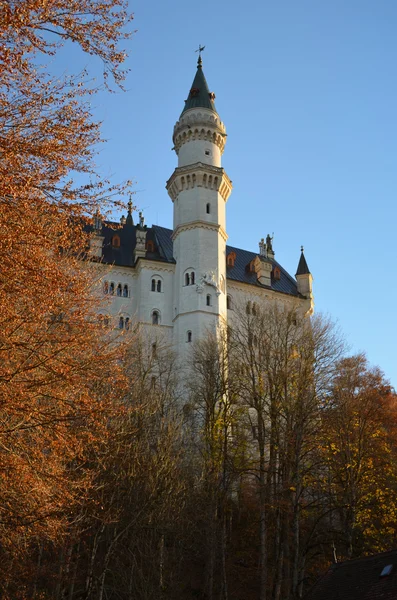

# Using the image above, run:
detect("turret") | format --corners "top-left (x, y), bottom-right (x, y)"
top-left (166, 53), bottom-right (232, 359)
top-left (296, 247), bottom-right (314, 314)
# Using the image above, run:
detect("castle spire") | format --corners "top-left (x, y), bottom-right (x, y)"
top-left (296, 246), bottom-right (311, 276)
top-left (181, 54), bottom-right (217, 115)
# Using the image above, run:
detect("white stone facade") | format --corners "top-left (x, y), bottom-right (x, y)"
top-left (91, 60), bottom-right (314, 368)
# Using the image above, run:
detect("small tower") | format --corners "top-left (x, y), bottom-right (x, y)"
top-left (166, 54), bottom-right (232, 359)
top-left (296, 247), bottom-right (314, 314)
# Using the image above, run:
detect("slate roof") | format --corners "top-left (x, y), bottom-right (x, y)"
top-left (180, 57), bottom-right (217, 116)
top-left (304, 550), bottom-right (397, 600)
top-left (94, 222), bottom-right (300, 297)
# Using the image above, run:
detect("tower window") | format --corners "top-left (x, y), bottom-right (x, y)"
top-left (118, 316), bottom-right (124, 329)
top-left (187, 331), bottom-right (192, 343)
top-left (157, 280), bottom-right (162, 293)
top-left (152, 342), bottom-right (157, 357)
top-left (123, 284), bottom-right (129, 298)
top-left (205, 149), bottom-right (211, 156)
top-left (246, 301), bottom-right (251, 315)
top-left (103, 281), bottom-right (109, 295)
top-left (152, 310), bottom-right (160, 325)
top-left (151, 279), bottom-right (156, 292)
top-left (116, 283), bottom-right (122, 297)
top-left (125, 317), bottom-right (130, 331)
top-left (206, 203), bottom-right (210, 214)
top-left (191, 272), bottom-right (195, 285)
top-left (227, 295), bottom-right (232, 310)
top-left (185, 273), bottom-right (190, 286)
top-left (206, 294), bottom-right (211, 306)
top-left (109, 282), bottom-right (115, 295)
top-left (112, 235), bottom-right (120, 248)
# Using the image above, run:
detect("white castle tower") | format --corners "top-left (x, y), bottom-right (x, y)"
top-left (166, 55), bottom-right (233, 361)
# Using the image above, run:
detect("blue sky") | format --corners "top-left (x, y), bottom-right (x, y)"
top-left (57, 0), bottom-right (397, 387)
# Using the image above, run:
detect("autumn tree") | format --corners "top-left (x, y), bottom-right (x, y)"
top-left (0, 0), bottom-right (134, 587)
top-left (320, 354), bottom-right (397, 559)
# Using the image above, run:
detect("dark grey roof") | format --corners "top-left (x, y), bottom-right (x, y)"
top-left (93, 223), bottom-right (299, 297)
top-left (180, 58), bottom-right (217, 116)
top-left (225, 242), bottom-right (300, 296)
top-left (296, 250), bottom-right (311, 276)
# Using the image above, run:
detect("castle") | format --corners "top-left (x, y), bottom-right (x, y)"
top-left (89, 56), bottom-right (313, 361)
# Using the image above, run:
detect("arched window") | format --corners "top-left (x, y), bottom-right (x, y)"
top-left (123, 284), bottom-right (129, 298)
top-left (152, 342), bottom-right (157, 357)
top-left (125, 317), bottom-right (130, 331)
top-left (187, 331), bottom-right (192, 343)
top-left (152, 310), bottom-right (160, 325)
top-left (116, 283), bottom-right (122, 297)
top-left (103, 281), bottom-right (109, 295)
top-left (246, 301), bottom-right (251, 315)
top-left (227, 295), bottom-right (232, 310)
top-left (112, 235), bottom-right (120, 248)
top-left (191, 272), bottom-right (195, 285)
top-left (185, 273), bottom-right (190, 286)
top-left (252, 302), bottom-right (257, 316)
top-left (206, 203), bottom-right (210, 214)
top-left (206, 294), bottom-right (211, 306)
top-left (157, 280), bottom-right (162, 293)
top-left (109, 282), bottom-right (115, 295)
top-left (118, 316), bottom-right (124, 329)
top-left (151, 279), bottom-right (156, 292)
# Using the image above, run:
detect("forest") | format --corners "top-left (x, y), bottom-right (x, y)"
top-left (1, 2), bottom-right (396, 599)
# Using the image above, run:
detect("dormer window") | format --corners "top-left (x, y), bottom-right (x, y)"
top-left (146, 240), bottom-right (155, 253)
top-left (247, 260), bottom-right (256, 273)
top-left (273, 266), bottom-right (281, 281)
top-left (190, 87), bottom-right (199, 97)
top-left (227, 251), bottom-right (236, 268)
top-left (112, 235), bottom-right (120, 248)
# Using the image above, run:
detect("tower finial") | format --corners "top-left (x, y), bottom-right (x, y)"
top-left (195, 44), bottom-right (205, 67)
top-left (125, 195), bottom-right (134, 226)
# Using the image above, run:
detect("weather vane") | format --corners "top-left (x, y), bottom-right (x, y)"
top-left (195, 44), bottom-right (205, 57)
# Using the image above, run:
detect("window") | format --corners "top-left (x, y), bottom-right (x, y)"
top-left (273, 266), bottom-right (281, 281)
top-left (227, 251), bottom-right (236, 268)
top-left (187, 330), bottom-right (192, 343)
top-left (123, 284), bottom-right (129, 298)
top-left (152, 278), bottom-right (162, 292)
top-left (125, 317), bottom-right (130, 331)
top-left (152, 310), bottom-right (160, 325)
top-left (109, 282), bottom-right (115, 295)
top-left (227, 295), bottom-right (232, 310)
top-left (103, 281), bottom-right (109, 294)
top-left (246, 301), bottom-right (251, 315)
top-left (206, 294), bottom-right (211, 306)
top-left (118, 316), bottom-right (124, 329)
top-left (146, 240), bottom-right (155, 252)
top-left (152, 342), bottom-right (157, 357)
top-left (205, 149), bottom-right (211, 156)
top-left (112, 235), bottom-right (120, 248)
top-left (184, 270), bottom-right (195, 286)
top-left (252, 302), bottom-right (257, 316)
top-left (206, 203), bottom-right (210, 214)
top-left (116, 283), bottom-right (122, 297)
